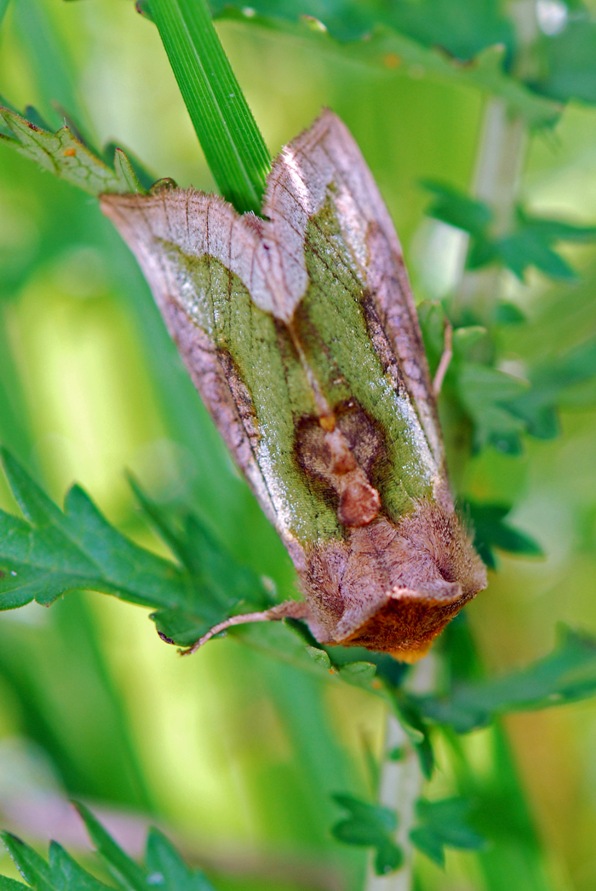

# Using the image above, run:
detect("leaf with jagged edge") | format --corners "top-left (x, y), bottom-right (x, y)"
top-left (331, 794), bottom-right (403, 876)
top-left (467, 501), bottom-right (543, 570)
top-left (205, 2), bottom-right (561, 129)
top-left (418, 626), bottom-right (596, 732)
top-left (0, 805), bottom-right (216, 891)
top-left (410, 798), bottom-right (485, 867)
top-left (0, 105), bottom-right (147, 196)
top-left (0, 449), bottom-right (268, 647)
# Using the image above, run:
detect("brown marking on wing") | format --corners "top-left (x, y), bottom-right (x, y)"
top-left (295, 401), bottom-right (385, 528)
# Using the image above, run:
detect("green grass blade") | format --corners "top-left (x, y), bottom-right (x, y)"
top-left (149, 0), bottom-right (270, 214)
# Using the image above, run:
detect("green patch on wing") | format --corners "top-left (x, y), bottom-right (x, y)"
top-left (0, 104), bottom-right (147, 196)
top-left (299, 199), bottom-right (434, 518)
top-left (166, 197), bottom-right (433, 545)
top-left (171, 248), bottom-right (340, 544)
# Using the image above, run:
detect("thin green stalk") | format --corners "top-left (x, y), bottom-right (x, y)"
top-left (149, 0), bottom-right (270, 214)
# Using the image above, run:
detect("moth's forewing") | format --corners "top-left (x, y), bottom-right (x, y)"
top-left (102, 111), bottom-right (486, 661)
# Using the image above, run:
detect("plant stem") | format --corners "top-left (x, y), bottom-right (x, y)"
top-left (452, 0), bottom-right (539, 326)
top-left (366, 717), bottom-right (415, 891)
top-left (149, 0), bottom-right (271, 214)
top-left (451, 100), bottom-right (526, 327)
top-left (366, 659), bottom-right (436, 891)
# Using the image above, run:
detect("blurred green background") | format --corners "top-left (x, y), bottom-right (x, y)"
top-left (1, 1), bottom-right (596, 889)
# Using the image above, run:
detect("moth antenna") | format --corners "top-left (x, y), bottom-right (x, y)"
top-left (432, 318), bottom-right (453, 397)
top-left (179, 601), bottom-right (310, 655)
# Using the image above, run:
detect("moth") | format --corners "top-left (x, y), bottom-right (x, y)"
top-left (102, 110), bottom-right (487, 662)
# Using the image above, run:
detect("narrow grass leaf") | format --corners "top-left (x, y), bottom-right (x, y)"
top-left (148, 0), bottom-right (270, 213)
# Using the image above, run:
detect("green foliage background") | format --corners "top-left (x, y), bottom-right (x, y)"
top-left (1, 1), bottom-right (596, 889)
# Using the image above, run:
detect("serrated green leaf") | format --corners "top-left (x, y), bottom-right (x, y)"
top-left (391, 692), bottom-right (434, 779)
top-left (422, 183), bottom-right (596, 281)
top-left (410, 825), bottom-right (446, 867)
top-left (516, 210), bottom-right (596, 243)
top-left (1, 450), bottom-right (62, 525)
top-left (207, 3), bottom-right (558, 127)
top-left (532, 18), bottom-right (596, 105)
top-left (1, 808), bottom-right (216, 891)
top-left (332, 795), bottom-right (397, 832)
top-left (468, 501), bottom-right (543, 570)
top-left (47, 843), bottom-right (114, 891)
top-left (338, 661), bottom-right (377, 686)
top-left (419, 626), bottom-right (596, 732)
top-left (332, 820), bottom-right (388, 847)
top-left (0, 451), bottom-right (268, 646)
top-left (74, 804), bottom-right (145, 891)
top-left (468, 209), bottom-right (596, 281)
top-left (305, 645), bottom-right (333, 669)
top-left (494, 230), bottom-right (576, 281)
top-left (373, 839), bottom-right (404, 875)
top-left (211, 0), bottom-right (513, 54)
top-left (423, 180), bottom-right (492, 235)
top-left (331, 794), bottom-right (403, 875)
top-left (129, 478), bottom-right (270, 645)
top-left (0, 835), bottom-right (52, 891)
top-left (0, 106), bottom-right (145, 197)
top-left (506, 339), bottom-right (596, 439)
top-left (144, 830), bottom-right (214, 891)
top-left (331, 795), bottom-right (399, 863)
top-left (456, 363), bottom-right (528, 453)
top-left (410, 798), bottom-right (484, 867)
top-left (494, 302), bottom-right (525, 325)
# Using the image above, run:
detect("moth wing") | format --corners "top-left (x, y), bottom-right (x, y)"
top-left (101, 189), bottom-right (313, 552)
top-left (265, 110), bottom-right (444, 469)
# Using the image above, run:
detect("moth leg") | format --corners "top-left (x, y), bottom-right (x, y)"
top-left (432, 317), bottom-right (453, 397)
top-left (180, 600), bottom-right (310, 655)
